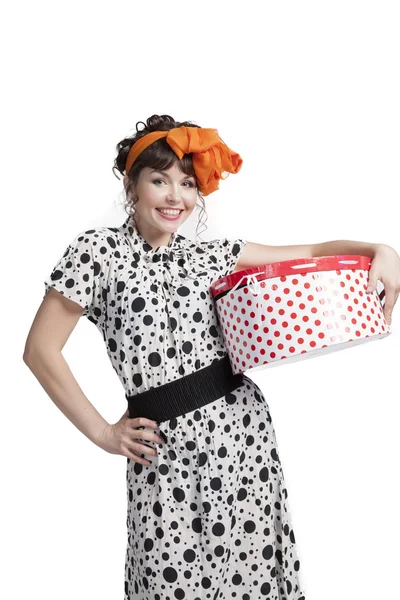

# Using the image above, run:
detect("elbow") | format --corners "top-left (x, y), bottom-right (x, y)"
top-left (22, 342), bottom-right (42, 366)
top-left (23, 341), bottom-right (60, 365)
top-left (23, 349), bottom-right (35, 366)
top-left (22, 342), bottom-right (31, 364)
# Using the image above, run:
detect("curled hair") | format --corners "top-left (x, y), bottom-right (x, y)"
top-left (113, 114), bottom-right (208, 239)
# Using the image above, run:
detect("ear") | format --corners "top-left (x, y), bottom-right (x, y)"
top-left (124, 175), bottom-right (135, 198)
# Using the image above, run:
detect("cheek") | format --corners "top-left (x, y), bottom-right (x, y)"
top-left (184, 189), bottom-right (198, 208)
top-left (138, 188), bottom-right (165, 208)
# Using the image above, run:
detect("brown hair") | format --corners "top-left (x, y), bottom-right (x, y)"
top-left (112, 114), bottom-right (208, 238)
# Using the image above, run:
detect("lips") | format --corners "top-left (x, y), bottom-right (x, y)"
top-left (155, 208), bottom-right (183, 221)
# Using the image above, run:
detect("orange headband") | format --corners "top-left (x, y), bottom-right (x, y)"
top-left (125, 125), bottom-right (243, 196)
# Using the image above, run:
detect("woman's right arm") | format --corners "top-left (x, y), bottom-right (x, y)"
top-left (23, 288), bottom-right (164, 463)
top-left (23, 288), bottom-right (109, 448)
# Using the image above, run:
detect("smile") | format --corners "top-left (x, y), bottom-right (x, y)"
top-left (156, 208), bottom-right (184, 220)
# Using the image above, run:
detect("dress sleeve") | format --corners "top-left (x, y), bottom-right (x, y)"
top-left (209, 238), bottom-right (247, 278)
top-left (43, 231), bottom-right (100, 318)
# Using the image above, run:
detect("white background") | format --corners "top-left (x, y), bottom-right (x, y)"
top-left (2, 1), bottom-right (399, 599)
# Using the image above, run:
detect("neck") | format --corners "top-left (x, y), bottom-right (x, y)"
top-left (132, 217), bottom-right (174, 249)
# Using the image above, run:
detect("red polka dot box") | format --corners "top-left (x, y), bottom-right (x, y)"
top-left (210, 256), bottom-right (390, 374)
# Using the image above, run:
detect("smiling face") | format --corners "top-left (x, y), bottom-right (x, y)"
top-left (125, 162), bottom-right (198, 247)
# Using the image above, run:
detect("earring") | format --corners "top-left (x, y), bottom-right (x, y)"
top-left (129, 195), bottom-right (138, 215)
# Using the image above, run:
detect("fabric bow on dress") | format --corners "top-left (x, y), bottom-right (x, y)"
top-left (141, 245), bottom-right (206, 295)
top-left (121, 216), bottom-right (208, 296)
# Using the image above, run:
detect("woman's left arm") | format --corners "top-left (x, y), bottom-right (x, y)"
top-left (235, 239), bottom-right (400, 324)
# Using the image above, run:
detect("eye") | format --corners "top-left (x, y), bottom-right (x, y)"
top-left (152, 178), bottom-right (165, 185)
top-left (183, 181), bottom-right (195, 187)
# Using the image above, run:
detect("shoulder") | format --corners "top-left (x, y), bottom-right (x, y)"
top-left (177, 233), bottom-right (247, 277)
top-left (178, 233), bottom-right (246, 253)
top-left (66, 225), bottom-right (123, 261)
top-left (183, 235), bottom-right (246, 257)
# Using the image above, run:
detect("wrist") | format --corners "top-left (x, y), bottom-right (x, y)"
top-left (372, 244), bottom-right (388, 258)
top-left (91, 420), bottom-right (111, 449)
top-left (374, 243), bottom-right (394, 258)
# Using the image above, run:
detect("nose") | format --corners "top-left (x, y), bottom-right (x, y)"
top-left (166, 184), bottom-right (182, 203)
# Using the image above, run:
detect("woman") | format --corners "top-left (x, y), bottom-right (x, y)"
top-left (24, 114), bottom-right (400, 599)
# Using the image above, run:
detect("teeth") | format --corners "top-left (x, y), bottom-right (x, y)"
top-left (158, 208), bottom-right (182, 215)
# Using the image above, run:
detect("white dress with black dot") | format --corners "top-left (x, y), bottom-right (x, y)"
top-left (44, 216), bottom-right (306, 600)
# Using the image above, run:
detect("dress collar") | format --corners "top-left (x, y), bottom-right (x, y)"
top-left (121, 215), bottom-right (180, 254)
top-left (118, 215), bottom-right (208, 284)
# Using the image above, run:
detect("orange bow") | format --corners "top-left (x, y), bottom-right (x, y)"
top-left (125, 126), bottom-right (243, 196)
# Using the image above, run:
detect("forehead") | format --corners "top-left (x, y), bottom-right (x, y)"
top-left (143, 164), bottom-right (195, 178)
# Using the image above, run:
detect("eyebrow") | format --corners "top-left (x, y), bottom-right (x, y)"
top-left (150, 169), bottom-right (195, 180)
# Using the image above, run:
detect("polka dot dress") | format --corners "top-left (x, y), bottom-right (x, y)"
top-left (44, 216), bottom-right (306, 600)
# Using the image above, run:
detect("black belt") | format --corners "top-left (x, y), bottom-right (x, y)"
top-left (125, 355), bottom-right (244, 423)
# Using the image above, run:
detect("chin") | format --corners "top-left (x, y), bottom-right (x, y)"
top-left (153, 210), bottom-right (186, 227)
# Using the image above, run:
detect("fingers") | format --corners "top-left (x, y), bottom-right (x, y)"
top-left (385, 291), bottom-right (398, 326)
top-left (124, 416), bottom-right (165, 466)
top-left (126, 449), bottom-right (153, 466)
top-left (367, 280), bottom-right (397, 326)
top-left (127, 436), bottom-right (163, 466)
top-left (129, 441), bottom-right (157, 466)
top-left (131, 416), bottom-right (159, 429)
top-left (383, 288), bottom-right (396, 324)
top-left (124, 440), bottom-right (155, 466)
